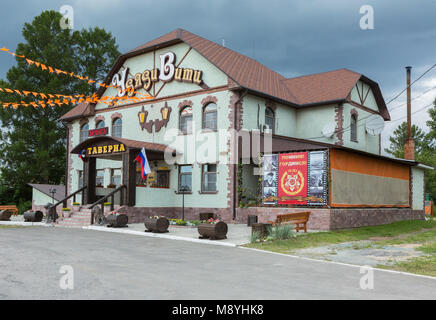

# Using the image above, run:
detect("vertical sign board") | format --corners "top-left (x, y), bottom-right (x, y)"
top-left (278, 152), bottom-right (308, 205)
top-left (262, 154), bottom-right (278, 204)
top-left (307, 151), bottom-right (327, 205)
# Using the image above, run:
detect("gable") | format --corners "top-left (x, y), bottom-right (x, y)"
top-left (95, 42), bottom-right (228, 111)
top-left (350, 80), bottom-right (379, 112)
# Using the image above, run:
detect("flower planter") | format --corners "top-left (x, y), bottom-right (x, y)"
top-left (144, 217), bottom-right (169, 233)
top-left (0, 210), bottom-right (12, 221)
top-left (106, 213), bottom-right (128, 228)
top-left (72, 205), bottom-right (81, 212)
top-left (197, 221), bottom-right (228, 240)
top-left (23, 210), bottom-right (43, 222)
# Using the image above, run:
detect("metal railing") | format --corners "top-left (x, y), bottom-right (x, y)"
top-left (46, 186), bottom-right (87, 223)
top-left (88, 185), bottom-right (126, 221)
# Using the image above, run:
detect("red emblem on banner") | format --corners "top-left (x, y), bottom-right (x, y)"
top-left (278, 152), bottom-right (308, 204)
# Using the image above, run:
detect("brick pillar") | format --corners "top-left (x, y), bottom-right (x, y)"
top-left (404, 138), bottom-right (415, 160)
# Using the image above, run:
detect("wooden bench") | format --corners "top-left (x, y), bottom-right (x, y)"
top-left (0, 205), bottom-right (18, 216)
top-left (267, 212), bottom-right (311, 233)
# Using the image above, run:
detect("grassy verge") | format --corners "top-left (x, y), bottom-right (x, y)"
top-left (245, 219), bottom-right (436, 254)
top-left (0, 225), bottom-right (26, 229)
top-left (377, 242), bottom-right (436, 277)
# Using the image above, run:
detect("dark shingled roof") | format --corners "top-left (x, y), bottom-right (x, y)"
top-left (60, 29), bottom-right (389, 121)
top-left (28, 184), bottom-right (65, 202)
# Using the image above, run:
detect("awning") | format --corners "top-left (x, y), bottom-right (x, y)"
top-left (70, 136), bottom-right (177, 158)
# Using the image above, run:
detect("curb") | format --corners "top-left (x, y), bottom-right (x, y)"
top-left (0, 221), bottom-right (53, 227)
top-left (82, 225), bottom-right (238, 247)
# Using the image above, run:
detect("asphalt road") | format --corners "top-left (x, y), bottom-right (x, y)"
top-left (0, 226), bottom-right (435, 299)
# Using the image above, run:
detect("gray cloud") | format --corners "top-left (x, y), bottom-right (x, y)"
top-left (1, 0), bottom-right (436, 153)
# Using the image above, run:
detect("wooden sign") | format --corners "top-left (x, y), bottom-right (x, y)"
top-left (138, 102), bottom-right (172, 133)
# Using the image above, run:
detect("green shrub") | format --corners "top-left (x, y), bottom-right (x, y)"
top-left (72, 202), bottom-right (80, 205)
top-left (189, 220), bottom-right (200, 226)
top-left (62, 208), bottom-right (71, 212)
top-left (271, 224), bottom-right (294, 240)
top-left (175, 219), bottom-right (187, 226)
top-left (250, 230), bottom-right (261, 243)
top-left (17, 200), bottom-right (32, 215)
top-left (104, 202), bottom-right (112, 206)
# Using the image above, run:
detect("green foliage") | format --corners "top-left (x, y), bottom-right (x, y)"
top-left (62, 207), bottom-right (71, 211)
top-left (385, 115), bottom-right (436, 202)
top-left (104, 202), bottom-right (112, 206)
top-left (250, 230), bottom-right (260, 243)
top-left (17, 200), bottom-right (32, 215)
top-left (271, 224), bottom-right (295, 240)
top-left (0, 10), bottom-right (120, 206)
top-left (72, 202), bottom-right (80, 205)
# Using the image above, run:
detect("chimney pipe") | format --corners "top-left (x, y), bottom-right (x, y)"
top-left (404, 66), bottom-right (415, 160)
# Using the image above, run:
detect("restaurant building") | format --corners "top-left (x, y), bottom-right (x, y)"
top-left (48, 28), bottom-right (430, 229)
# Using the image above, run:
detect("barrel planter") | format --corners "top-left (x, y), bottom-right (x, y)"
top-left (0, 210), bottom-right (11, 221)
top-left (197, 221), bottom-right (228, 240)
top-left (251, 223), bottom-right (272, 238)
top-left (144, 217), bottom-right (169, 233)
top-left (23, 211), bottom-right (43, 222)
top-left (106, 213), bottom-right (128, 228)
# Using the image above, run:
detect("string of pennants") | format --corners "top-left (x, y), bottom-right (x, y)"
top-left (0, 46), bottom-right (154, 108)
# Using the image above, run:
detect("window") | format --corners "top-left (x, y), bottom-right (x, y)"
top-left (150, 170), bottom-right (170, 188)
top-left (110, 168), bottom-right (122, 187)
top-left (350, 114), bottom-right (357, 142)
top-left (78, 170), bottom-right (83, 188)
top-left (80, 123), bottom-right (89, 142)
top-left (96, 170), bottom-right (104, 187)
top-left (180, 106), bottom-right (193, 134)
top-left (178, 165), bottom-right (192, 192)
top-left (202, 164), bottom-right (217, 192)
top-left (136, 162), bottom-right (147, 186)
top-left (96, 120), bottom-right (105, 129)
top-left (202, 103), bottom-right (217, 130)
top-left (265, 107), bottom-right (275, 133)
top-left (112, 118), bottom-right (122, 138)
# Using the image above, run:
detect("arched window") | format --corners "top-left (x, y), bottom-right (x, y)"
top-left (180, 106), bottom-right (193, 134)
top-left (80, 123), bottom-right (89, 142)
top-left (265, 107), bottom-right (275, 133)
top-left (112, 118), bottom-right (122, 138)
top-left (202, 103), bottom-right (217, 130)
top-left (350, 114), bottom-right (358, 142)
top-left (96, 120), bottom-right (105, 129)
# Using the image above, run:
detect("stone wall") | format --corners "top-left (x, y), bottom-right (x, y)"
top-left (235, 206), bottom-right (425, 230)
top-left (117, 206), bottom-right (232, 224)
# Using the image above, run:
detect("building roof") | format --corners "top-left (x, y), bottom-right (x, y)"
top-left (60, 28), bottom-right (390, 121)
top-left (28, 184), bottom-right (66, 202)
top-left (59, 102), bottom-right (94, 121)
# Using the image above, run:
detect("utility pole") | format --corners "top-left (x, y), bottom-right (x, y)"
top-left (404, 66), bottom-right (415, 160)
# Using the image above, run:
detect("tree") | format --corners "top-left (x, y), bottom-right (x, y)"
top-left (384, 122), bottom-right (429, 158)
top-left (0, 10), bottom-right (120, 208)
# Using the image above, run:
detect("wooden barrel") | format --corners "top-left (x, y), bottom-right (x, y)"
top-left (199, 212), bottom-right (214, 221)
top-left (144, 217), bottom-right (169, 233)
top-left (106, 214), bottom-right (128, 228)
top-left (23, 211), bottom-right (43, 222)
top-left (0, 210), bottom-right (11, 221)
top-left (251, 223), bottom-right (272, 238)
top-left (198, 221), bottom-right (228, 240)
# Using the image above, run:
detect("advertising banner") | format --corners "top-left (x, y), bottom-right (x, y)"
top-left (262, 154), bottom-right (278, 204)
top-left (307, 150), bottom-right (327, 205)
top-left (278, 152), bottom-right (308, 205)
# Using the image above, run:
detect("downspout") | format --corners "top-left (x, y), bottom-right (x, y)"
top-left (61, 121), bottom-right (70, 201)
top-left (232, 89), bottom-right (248, 221)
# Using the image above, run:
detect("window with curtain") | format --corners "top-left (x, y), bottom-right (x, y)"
top-left (265, 107), bottom-right (275, 133)
top-left (202, 164), bottom-right (217, 192)
top-left (78, 170), bottom-right (83, 188)
top-left (110, 168), bottom-right (122, 187)
top-left (180, 106), bottom-right (193, 134)
top-left (350, 114), bottom-right (358, 142)
top-left (112, 118), bottom-right (122, 138)
top-left (80, 123), bottom-right (89, 142)
top-left (96, 170), bottom-right (105, 187)
top-left (202, 103), bottom-right (217, 130)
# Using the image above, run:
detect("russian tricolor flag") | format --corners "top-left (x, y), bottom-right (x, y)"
top-left (135, 147), bottom-right (151, 179)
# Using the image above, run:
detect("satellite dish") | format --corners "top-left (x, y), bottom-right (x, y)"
top-left (322, 122), bottom-right (336, 138)
top-left (365, 114), bottom-right (385, 135)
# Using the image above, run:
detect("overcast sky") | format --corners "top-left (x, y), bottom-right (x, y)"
top-left (1, 0), bottom-right (436, 152)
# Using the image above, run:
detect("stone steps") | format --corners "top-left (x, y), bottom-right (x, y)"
top-left (56, 210), bottom-right (92, 227)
